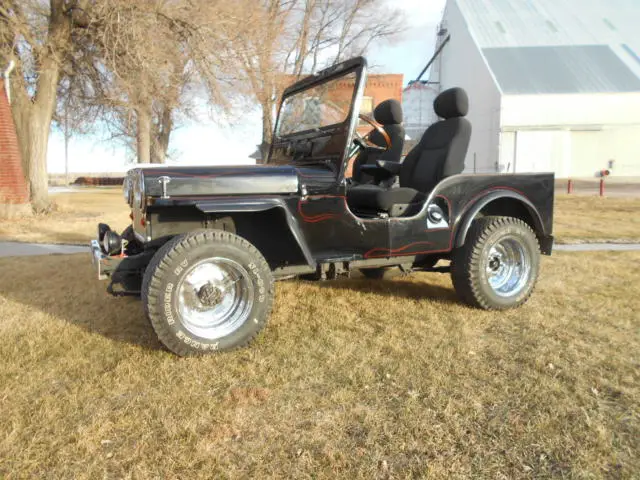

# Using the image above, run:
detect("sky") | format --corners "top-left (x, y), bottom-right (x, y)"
top-left (46, 0), bottom-right (447, 174)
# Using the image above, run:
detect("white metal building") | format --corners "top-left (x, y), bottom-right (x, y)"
top-left (422, 0), bottom-right (640, 177)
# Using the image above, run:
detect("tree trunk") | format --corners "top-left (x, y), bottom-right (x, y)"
top-left (26, 115), bottom-right (52, 211)
top-left (150, 142), bottom-right (166, 164)
top-left (9, 0), bottom-right (72, 211)
top-left (150, 105), bottom-right (172, 164)
top-left (136, 108), bottom-right (152, 164)
top-left (13, 56), bottom-right (65, 211)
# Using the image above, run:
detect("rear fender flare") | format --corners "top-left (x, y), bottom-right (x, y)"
top-left (454, 191), bottom-right (546, 248)
top-left (194, 198), bottom-right (315, 267)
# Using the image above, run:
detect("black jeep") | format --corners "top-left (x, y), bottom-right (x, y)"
top-left (91, 57), bottom-right (554, 356)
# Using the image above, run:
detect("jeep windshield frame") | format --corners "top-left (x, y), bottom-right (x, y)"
top-left (269, 57), bottom-right (368, 180)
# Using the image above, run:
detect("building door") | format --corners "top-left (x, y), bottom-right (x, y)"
top-left (514, 130), bottom-right (570, 176)
top-left (499, 131), bottom-right (516, 173)
top-left (570, 131), bottom-right (602, 177)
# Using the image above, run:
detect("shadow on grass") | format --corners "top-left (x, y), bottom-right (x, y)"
top-left (314, 274), bottom-right (460, 305)
top-left (0, 254), bottom-right (459, 353)
top-left (0, 254), bottom-right (163, 352)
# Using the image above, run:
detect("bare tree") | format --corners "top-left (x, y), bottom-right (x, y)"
top-left (1, 0), bottom-right (253, 214)
top-left (0, 0), bottom-right (398, 212)
top-left (69, 0), bottom-right (248, 164)
top-left (0, 0), bottom-right (91, 211)
top-left (233, 0), bottom-right (403, 163)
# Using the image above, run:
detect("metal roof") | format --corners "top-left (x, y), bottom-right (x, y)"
top-left (453, 0), bottom-right (640, 93)
top-left (483, 45), bottom-right (640, 94)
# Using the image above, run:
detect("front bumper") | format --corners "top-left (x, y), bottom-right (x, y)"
top-left (90, 239), bottom-right (123, 280)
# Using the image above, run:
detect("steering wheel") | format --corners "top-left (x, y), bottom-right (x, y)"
top-left (354, 114), bottom-right (391, 152)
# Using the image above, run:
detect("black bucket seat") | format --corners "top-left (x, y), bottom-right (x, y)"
top-left (347, 87), bottom-right (471, 217)
top-left (352, 99), bottom-right (405, 184)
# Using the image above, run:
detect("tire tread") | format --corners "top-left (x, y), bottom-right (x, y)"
top-left (142, 230), bottom-right (274, 356)
top-left (451, 216), bottom-right (540, 310)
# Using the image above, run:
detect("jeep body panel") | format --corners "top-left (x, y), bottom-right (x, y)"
top-left (290, 171), bottom-right (554, 261)
top-left (137, 165), bottom-right (300, 198)
top-left (136, 171), bottom-right (553, 270)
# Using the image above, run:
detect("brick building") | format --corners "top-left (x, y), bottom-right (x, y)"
top-left (332, 73), bottom-right (404, 176)
top-left (356, 74), bottom-right (404, 115)
top-left (329, 73), bottom-right (404, 133)
top-left (0, 79), bottom-right (30, 217)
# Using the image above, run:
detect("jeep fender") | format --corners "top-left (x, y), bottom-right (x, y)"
top-left (194, 197), bottom-right (315, 267)
top-left (454, 190), bottom-right (546, 249)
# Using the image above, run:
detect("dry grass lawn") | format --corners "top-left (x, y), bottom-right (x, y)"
top-left (0, 252), bottom-right (638, 478)
top-left (554, 195), bottom-right (640, 243)
top-left (0, 189), bottom-right (129, 245)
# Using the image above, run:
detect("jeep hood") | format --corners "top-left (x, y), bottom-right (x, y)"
top-left (135, 165), bottom-right (300, 198)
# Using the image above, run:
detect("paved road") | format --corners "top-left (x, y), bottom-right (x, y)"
top-left (554, 243), bottom-right (640, 252)
top-left (1, 241), bottom-right (640, 258)
top-left (48, 186), bottom-right (117, 194)
top-left (0, 241), bottom-right (88, 258)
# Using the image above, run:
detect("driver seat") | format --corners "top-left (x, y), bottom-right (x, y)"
top-left (352, 99), bottom-right (405, 184)
top-left (347, 87), bottom-right (471, 217)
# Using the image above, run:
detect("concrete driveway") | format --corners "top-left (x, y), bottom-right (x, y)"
top-left (0, 241), bottom-right (88, 258)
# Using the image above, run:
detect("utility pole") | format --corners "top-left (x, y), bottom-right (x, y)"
top-left (64, 95), bottom-right (70, 186)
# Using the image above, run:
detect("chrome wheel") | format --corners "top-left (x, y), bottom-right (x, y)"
top-left (485, 236), bottom-right (531, 297)
top-left (176, 258), bottom-right (255, 339)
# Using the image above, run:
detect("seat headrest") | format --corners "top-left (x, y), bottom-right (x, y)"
top-left (373, 99), bottom-right (403, 125)
top-left (433, 87), bottom-right (469, 119)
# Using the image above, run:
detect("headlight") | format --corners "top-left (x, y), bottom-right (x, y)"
top-left (133, 172), bottom-right (145, 209)
top-left (102, 230), bottom-right (122, 255)
top-left (123, 175), bottom-right (132, 205)
top-left (98, 223), bottom-right (110, 242)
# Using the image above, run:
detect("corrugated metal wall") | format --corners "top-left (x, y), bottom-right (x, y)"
top-left (434, 0), bottom-right (503, 174)
top-left (444, 0), bottom-right (640, 177)
top-left (456, 0), bottom-right (640, 50)
top-left (410, 0), bottom-right (640, 177)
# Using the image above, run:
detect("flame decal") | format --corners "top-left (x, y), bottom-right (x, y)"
top-left (364, 241), bottom-right (436, 259)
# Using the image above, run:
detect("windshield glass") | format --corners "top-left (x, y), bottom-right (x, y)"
top-left (276, 71), bottom-right (357, 136)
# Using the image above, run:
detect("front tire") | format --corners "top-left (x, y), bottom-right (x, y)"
top-left (451, 216), bottom-right (540, 310)
top-left (142, 230), bottom-right (274, 356)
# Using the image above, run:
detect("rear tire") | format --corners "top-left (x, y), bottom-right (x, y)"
top-left (451, 216), bottom-right (540, 310)
top-left (142, 230), bottom-right (274, 356)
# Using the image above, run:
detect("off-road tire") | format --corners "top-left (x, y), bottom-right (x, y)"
top-left (451, 216), bottom-right (540, 310)
top-left (142, 230), bottom-right (274, 356)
